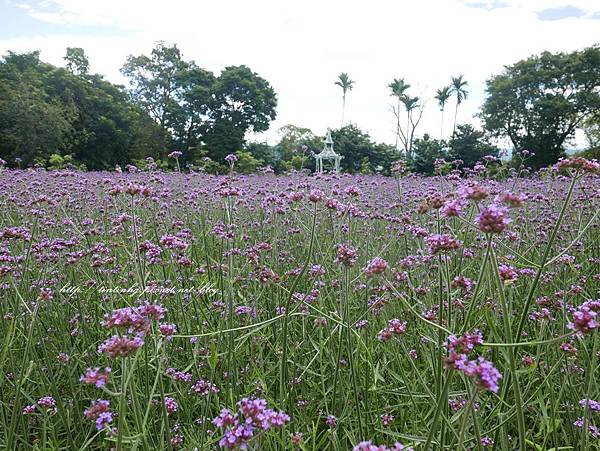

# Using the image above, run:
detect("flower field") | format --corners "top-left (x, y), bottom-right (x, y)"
top-left (0, 163), bottom-right (599, 450)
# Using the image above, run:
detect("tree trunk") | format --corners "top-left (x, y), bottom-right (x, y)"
top-left (406, 111), bottom-right (410, 157)
top-left (440, 108), bottom-right (445, 140)
top-left (395, 98), bottom-right (401, 151)
top-left (453, 101), bottom-right (459, 137)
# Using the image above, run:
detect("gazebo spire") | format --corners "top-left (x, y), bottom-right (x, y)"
top-left (314, 128), bottom-right (343, 173)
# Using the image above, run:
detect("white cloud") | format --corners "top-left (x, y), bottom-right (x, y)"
top-left (1, 0), bottom-right (599, 148)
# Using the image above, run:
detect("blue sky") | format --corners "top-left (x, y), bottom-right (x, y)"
top-left (1, 0), bottom-right (599, 148)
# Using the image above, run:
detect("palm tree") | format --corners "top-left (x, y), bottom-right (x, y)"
top-left (335, 73), bottom-right (354, 127)
top-left (434, 86), bottom-right (452, 140)
top-left (401, 95), bottom-right (420, 158)
top-left (388, 78), bottom-right (411, 150)
top-left (450, 75), bottom-right (468, 136)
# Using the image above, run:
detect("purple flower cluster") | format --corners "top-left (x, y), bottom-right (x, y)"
top-left (452, 275), bottom-right (475, 292)
top-left (498, 264), bottom-right (518, 284)
top-left (165, 368), bottom-right (193, 383)
top-left (212, 397), bottom-right (290, 449)
top-left (98, 335), bottom-right (144, 358)
top-left (225, 154), bottom-right (239, 164)
top-left (579, 399), bottom-right (600, 413)
top-left (309, 188), bottom-right (324, 202)
top-left (335, 243), bottom-right (358, 267)
top-left (476, 204), bottom-right (511, 234)
top-left (102, 307), bottom-right (151, 335)
top-left (164, 396), bottom-right (178, 414)
top-left (425, 234), bottom-right (463, 254)
top-left (568, 300), bottom-right (599, 334)
top-left (191, 378), bottom-right (220, 396)
top-left (377, 319), bottom-right (408, 342)
top-left (24, 396), bottom-right (58, 416)
top-left (444, 331), bottom-right (502, 393)
top-left (80, 367), bottom-right (112, 388)
top-left (459, 183), bottom-right (489, 201)
top-left (555, 157), bottom-right (600, 174)
top-left (363, 257), bottom-right (388, 277)
top-left (441, 198), bottom-right (465, 217)
top-left (497, 191), bottom-right (526, 207)
top-left (84, 399), bottom-right (113, 431)
top-left (460, 357), bottom-right (503, 393)
top-left (574, 418), bottom-right (600, 438)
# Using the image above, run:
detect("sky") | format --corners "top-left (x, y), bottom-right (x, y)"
top-left (1, 0), bottom-right (599, 149)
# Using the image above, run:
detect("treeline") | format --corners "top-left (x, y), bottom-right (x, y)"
top-left (0, 43), bottom-right (599, 173)
top-left (0, 43), bottom-right (277, 171)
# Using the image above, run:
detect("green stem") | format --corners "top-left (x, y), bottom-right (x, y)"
top-left (279, 202), bottom-right (318, 406)
top-left (344, 265), bottom-right (364, 438)
top-left (456, 386), bottom-right (478, 451)
top-left (514, 173), bottom-right (578, 341)
top-left (490, 242), bottom-right (526, 451)
top-left (461, 235), bottom-right (493, 333)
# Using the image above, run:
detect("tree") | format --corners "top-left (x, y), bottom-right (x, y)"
top-left (330, 125), bottom-right (396, 173)
top-left (206, 65), bottom-right (277, 161)
top-left (434, 86), bottom-right (452, 139)
top-left (244, 142), bottom-right (280, 170)
top-left (448, 124), bottom-right (499, 168)
top-left (273, 125), bottom-right (322, 172)
top-left (410, 134), bottom-right (448, 175)
top-left (398, 95), bottom-right (424, 159)
top-left (389, 78), bottom-right (411, 150)
top-left (450, 75), bottom-right (468, 136)
top-left (0, 51), bottom-right (76, 166)
top-left (171, 66), bottom-right (216, 156)
top-left (481, 46), bottom-right (600, 169)
top-left (234, 150), bottom-right (263, 173)
top-left (43, 64), bottom-right (158, 169)
top-left (64, 47), bottom-right (89, 76)
top-left (0, 49), bottom-right (162, 169)
top-left (122, 44), bottom-right (277, 163)
top-left (582, 113), bottom-right (600, 158)
top-left (335, 73), bottom-right (354, 127)
top-left (121, 42), bottom-right (189, 135)
top-left (276, 124), bottom-right (322, 160)
top-left (0, 78), bottom-right (76, 166)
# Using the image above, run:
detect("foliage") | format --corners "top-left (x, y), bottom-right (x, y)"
top-left (330, 125), bottom-right (397, 174)
top-left (244, 142), bottom-right (280, 170)
top-left (450, 75), bottom-right (469, 137)
top-left (0, 50), bottom-right (160, 169)
top-left (449, 124), bottom-right (499, 168)
top-left (234, 150), bottom-right (263, 173)
top-left (64, 47), bottom-right (90, 76)
top-left (582, 112), bottom-right (600, 156)
top-left (122, 44), bottom-right (277, 163)
top-left (410, 134), bottom-right (448, 174)
top-left (207, 65), bottom-right (277, 161)
top-left (388, 78), bottom-right (423, 158)
top-left (335, 72), bottom-right (354, 126)
top-left (481, 45), bottom-right (600, 169)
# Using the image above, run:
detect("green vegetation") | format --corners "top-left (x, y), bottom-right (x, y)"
top-left (1, 44), bottom-right (599, 173)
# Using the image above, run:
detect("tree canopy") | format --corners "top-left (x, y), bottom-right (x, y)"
top-left (331, 125), bottom-right (396, 173)
top-left (0, 44), bottom-right (277, 170)
top-left (481, 45), bottom-right (600, 169)
top-left (0, 50), bottom-right (156, 169)
top-left (121, 43), bottom-right (277, 163)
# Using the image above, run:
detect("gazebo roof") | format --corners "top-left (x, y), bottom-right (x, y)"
top-left (315, 129), bottom-right (342, 159)
top-left (316, 148), bottom-right (342, 158)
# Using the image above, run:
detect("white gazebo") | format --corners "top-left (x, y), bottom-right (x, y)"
top-left (314, 129), bottom-right (343, 173)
